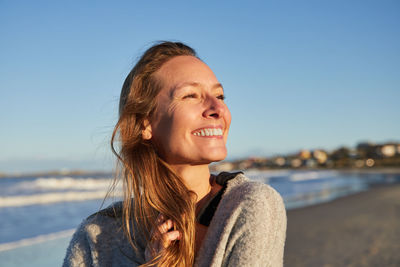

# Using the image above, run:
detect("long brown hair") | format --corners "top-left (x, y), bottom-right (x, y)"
top-left (111, 42), bottom-right (198, 266)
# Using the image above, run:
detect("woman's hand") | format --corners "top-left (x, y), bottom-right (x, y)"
top-left (145, 214), bottom-right (181, 262)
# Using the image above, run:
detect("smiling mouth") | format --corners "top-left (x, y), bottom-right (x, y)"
top-left (193, 128), bottom-right (223, 137)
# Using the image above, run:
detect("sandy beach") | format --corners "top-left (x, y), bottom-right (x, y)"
top-left (284, 183), bottom-right (400, 266)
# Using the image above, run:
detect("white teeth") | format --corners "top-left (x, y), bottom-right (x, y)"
top-left (194, 128), bottom-right (223, 137)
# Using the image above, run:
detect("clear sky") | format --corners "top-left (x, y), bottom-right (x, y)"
top-left (1, 0), bottom-right (399, 173)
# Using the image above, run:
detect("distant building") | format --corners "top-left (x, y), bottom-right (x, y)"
top-left (381, 144), bottom-right (396, 157)
top-left (290, 158), bottom-right (302, 168)
top-left (366, 158), bottom-right (375, 167)
top-left (274, 157), bottom-right (286, 167)
top-left (313, 149), bottom-right (328, 164)
top-left (299, 150), bottom-right (311, 160)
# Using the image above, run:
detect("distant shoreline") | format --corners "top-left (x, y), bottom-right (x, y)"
top-left (0, 170), bottom-right (113, 179)
top-left (1, 167), bottom-right (400, 179)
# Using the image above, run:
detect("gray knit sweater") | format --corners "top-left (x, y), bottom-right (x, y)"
top-left (63, 173), bottom-right (287, 266)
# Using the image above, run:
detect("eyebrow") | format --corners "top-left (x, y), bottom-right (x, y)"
top-left (172, 82), bottom-right (224, 92)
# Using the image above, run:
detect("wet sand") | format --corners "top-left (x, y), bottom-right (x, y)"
top-left (284, 183), bottom-right (400, 267)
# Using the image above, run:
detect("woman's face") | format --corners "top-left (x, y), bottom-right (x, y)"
top-left (148, 56), bottom-right (231, 165)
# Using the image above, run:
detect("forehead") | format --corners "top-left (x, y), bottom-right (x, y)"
top-left (154, 56), bottom-right (219, 88)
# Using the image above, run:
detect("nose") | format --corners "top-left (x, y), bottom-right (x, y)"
top-left (202, 94), bottom-right (226, 119)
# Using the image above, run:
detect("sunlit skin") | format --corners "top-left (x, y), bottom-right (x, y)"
top-left (143, 55), bottom-right (231, 195)
top-left (149, 56), bottom-right (231, 166)
top-left (142, 56), bottom-right (231, 255)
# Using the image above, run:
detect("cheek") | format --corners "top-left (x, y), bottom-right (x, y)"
top-left (223, 105), bottom-right (232, 142)
top-left (173, 104), bottom-right (199, 125)
top-left (150, 113), bottom-right (174, 153)
top-left (226, 106), bottom-right (232, 125)
top-left (224, 105), bottom-right (232, 129)
top-left (152, 109), bottom-right (190, 146)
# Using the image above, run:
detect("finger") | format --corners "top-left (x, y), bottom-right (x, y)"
top-left (158, 219), bottom-right (173, 234)
top-left (162, 230), bottom-right (181, 248)
top-left (156, 213), bottom-right (166, 224)
top-left (151, 214), bottom-right (167, 237)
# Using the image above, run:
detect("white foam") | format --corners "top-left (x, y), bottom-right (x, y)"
top-left (12, 177), bottom-right (115, 191)
top-left (0, 191), bottom-right (123, 207)
top-left (0, 229), bottom-right (75, 252)
top-left (290, 171), bottom-right (338, 182)
top-left (245, 170), bottom-right (291, 183)
top-left (245, 169), bottom-right (290, 178)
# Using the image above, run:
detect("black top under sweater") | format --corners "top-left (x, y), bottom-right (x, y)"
top-left (196, 171), bottom-right (243, 226)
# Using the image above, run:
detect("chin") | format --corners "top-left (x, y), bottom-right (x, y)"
top-left (166, 147), bottom-right (228, 165)
top-left (202, 148), bottom-right (227, 163)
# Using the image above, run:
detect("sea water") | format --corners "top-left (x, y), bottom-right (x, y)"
top-left (0, 170), bottom-right (398, 266)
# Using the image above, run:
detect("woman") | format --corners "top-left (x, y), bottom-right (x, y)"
top-left (64, 41), bottom-right (286, 267)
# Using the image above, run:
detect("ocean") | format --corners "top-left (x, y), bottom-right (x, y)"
top-left (0, 169), bottom-right (398, 266)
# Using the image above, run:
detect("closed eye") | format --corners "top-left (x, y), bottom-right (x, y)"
top-left (183, 93), bottom-right (198, 99)
top-left (217, 94), bottom-right (226, 100)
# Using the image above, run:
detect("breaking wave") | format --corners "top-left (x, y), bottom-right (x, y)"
top-left (246, 170), bottom-right (339, 183)
top-left (289, 171), bottom-right (338, 182)
top-left (0, 229), bottom-right (75, 252)
top-left (10, 177), bottom-right (115, 191)
top-left (0, 190), bottom-right (123, 207)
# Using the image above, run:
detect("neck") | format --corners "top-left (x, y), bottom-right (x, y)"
top-left (170, 164), bottom-right (211, 203)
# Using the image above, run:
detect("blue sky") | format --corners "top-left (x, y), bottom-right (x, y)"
top-left (1, 0), bottom-right (399, 173)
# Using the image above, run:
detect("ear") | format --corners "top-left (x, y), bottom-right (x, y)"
top-left (142, 119), bottom-right (152, 140)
